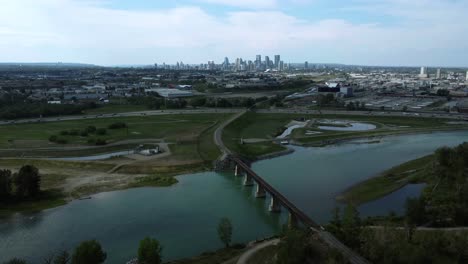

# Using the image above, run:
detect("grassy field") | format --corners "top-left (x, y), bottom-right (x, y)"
top-left (337, 155), bottom-right (434, 205)
top-left (0, 113), bottom-right (232, 214)
top-left (0, 114), bottom-right (229, 148)
top-left (223, 112), bottom-right (466, 158)
top-left (246, 245), bottom-right (278, 264)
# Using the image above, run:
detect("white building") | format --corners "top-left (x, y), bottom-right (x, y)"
top-left (419, 66), bottom-right (428, 78)
top-left (153, 88), bottom-right (193, 98)
top-left (436, 68), bottom-right (441, 79)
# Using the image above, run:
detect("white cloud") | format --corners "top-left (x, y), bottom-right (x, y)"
top-left (0, 0), bottom-right (467, 66)
top-left (196, 0), bottom-right (278, 9)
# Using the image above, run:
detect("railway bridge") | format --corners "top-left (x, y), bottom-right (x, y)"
top-left (216, 155), bottom-right (371, 264)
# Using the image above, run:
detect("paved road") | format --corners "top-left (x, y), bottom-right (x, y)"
top-left (236, 239), bottom-right (280, 264)
top-left (214, 110), bottom-right (246, 159)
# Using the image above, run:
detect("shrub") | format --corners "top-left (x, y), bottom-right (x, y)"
top-left (49, 135), bottom-right (58, 142)
top-left (80, 130), bottom-right (88, 137)
top-left (108, 122), bottom-right (127, 129)
top-left (86, 126), bottom-right (97, 133)
top-left (96, 128), bottom-right (107, 135)
top-left (60, 130), bottom-right (69, 136)
top-left (87, 138), bottom-right (96, 144)
top-left (56, 138), bottom-right (68, 144)
top-left (95, 139), bottom-right (107, 146)
top-left (68, 129), bottom-right (79, 136)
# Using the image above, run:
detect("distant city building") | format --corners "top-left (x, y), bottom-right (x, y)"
top-left (223, 57), bottom-right (230, 70)
top-left (265, 56), bottom-right (270, 69)
top-left (305, 61), bottom-right (309, 69)
top-left (436, 68), bottom-right (441, 79)
top-left (279, 61), bottom-right (284, 71)
top-left (208, 60), bottom-right (215, 70)
top-left (419, 66), bottom-right (428, 78)
top-left (466, 70), bottom-right (468, 81)
top-left (274, 55), bottom-right (280, 69)
top-left (255, 55), bottom-right (261, 68)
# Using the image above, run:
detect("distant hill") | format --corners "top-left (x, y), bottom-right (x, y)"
top-left (0, 62), bottom-right (99, 68)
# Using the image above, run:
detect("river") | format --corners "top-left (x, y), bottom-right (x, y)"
top-left (0, 131), bottom-right (467, 263)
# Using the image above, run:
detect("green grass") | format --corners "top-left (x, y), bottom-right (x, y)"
top-left (128, 175), bottom-right (178, 188)
top-left (0, 159), bottom-right (115, 171)
top-left (223, 112), bottom-right (466, 158)
top-left (197, 121), bottom-right (222, 162)
top-left (0, 114), bottom-right (228, 148)
top-left (167, 247), bottom-right (246, 264)
top-left (337, 155), bottom-right (434, 205)
top-left (247, 245), bottom-right (278, 264)
top-left (0, 190), bottom-right (67, 215)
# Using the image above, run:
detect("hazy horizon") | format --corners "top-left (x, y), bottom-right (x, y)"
top-left (2, 0), bottom-right (468, 67)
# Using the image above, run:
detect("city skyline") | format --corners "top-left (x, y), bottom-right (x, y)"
top-left (1, 0), bottom-right (468, 67)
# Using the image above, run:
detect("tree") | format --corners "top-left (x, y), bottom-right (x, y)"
top-left (2, 259), bottom-right (27, 264)
top-left (54, 250), bottom-right (70, 264)
top-left (0, 169), bottom-right (12, 198)
top-left (13, 165), bottom-right (40, 197)
top-left (217, 217), bottom-right (233, 248)
top-left (71, 240), bottom-right (106, 264)
top-left (277, 229), bottom-right (316, 264)
top-left (138, 237), bottom-right (162, 264)
top-left (341, 204), bottom-right (362, 249)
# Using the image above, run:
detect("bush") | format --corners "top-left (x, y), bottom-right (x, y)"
top-left (95, 139), bottom-right (107, 146)
top-left (138, 237), bottom-right (162, 264)
top-left (56, 138), bottom-right (68, 144)
top-left (71, 240), bottom-right (106, 264)
top-left (60, 130), bottom-right (69, 136)
top-left (96, 128), bottom-right (107, 135)
top-left (80, 130), bottom-right (88, 137)
top-left (87, 138), bottom-right (96, 145)
top-left (86, 126), bottom-right (97, 133)
top-left (68, 129), bottom-right (80, 136)
top-left (49, 135), bottom-right (58, 142)
top-left (108, 122), bottom-right (127, 129)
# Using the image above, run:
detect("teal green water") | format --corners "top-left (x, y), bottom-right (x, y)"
top-left (1, 131), bottom-right (467, 263)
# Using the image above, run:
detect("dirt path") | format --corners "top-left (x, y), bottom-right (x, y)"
top-left (236, 239), bottom-right (280, 264)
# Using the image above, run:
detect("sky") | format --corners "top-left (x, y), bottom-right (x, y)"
top-left (1, 0), bottom-right (468, 67)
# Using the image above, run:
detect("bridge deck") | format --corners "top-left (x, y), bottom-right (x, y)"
top-left (231, 157), bottom-right (371, 264)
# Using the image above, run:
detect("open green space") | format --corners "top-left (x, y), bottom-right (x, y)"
top-left (0, 113), bottom-right (231, 148)
top-left (223, 112), bottom-right (467, 158)
top-left (337, 155), bottom-right (434, 205)
top-left (246, 245), bottom-right (278, 264)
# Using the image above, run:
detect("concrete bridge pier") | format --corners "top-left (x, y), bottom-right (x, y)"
top-left (235, 165), bottom-right (242, 177)
top-left (269, 196), bottom-right (281, 213)
top-left (243, 173), bottom-right (254, 186)
top-left (288, 212), bottom-right (298, 229)
top-left (255, 185), bottom-right (266, 198)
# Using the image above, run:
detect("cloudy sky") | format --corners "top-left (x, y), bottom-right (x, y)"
top-left (1, 0), bottom-right (467, 66)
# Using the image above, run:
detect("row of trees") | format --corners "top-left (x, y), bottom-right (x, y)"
top-left (404, 143), bottom-right (468, 227)
top-left (0, 103), bottom-right (97, 120)
top-left (327, 204), bottom-right (468, 263)
top-left (0, 165), bottom-right (41, 200)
